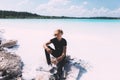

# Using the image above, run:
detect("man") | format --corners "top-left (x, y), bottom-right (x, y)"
top-left (43, 29), bottom-right (67, 79)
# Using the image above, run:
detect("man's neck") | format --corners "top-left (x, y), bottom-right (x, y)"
top-left (57, 37), bottom-right (62, 41)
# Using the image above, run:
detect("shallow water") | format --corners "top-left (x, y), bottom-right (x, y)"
top-left (0, 19), bottom-right (120, 80)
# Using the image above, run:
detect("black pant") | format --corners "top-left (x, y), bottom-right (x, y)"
top-left (45, 46), bottom-right (66, 78)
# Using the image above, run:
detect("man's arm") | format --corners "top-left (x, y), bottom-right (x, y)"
top-left (56, 46), bottom-right (67, 62)
top-left (43, 41), bottom-right (52, 54)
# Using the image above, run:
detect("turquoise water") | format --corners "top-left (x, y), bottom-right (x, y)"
top-left (1, 19), bottom-right (120, 23)
top-left (1, 19), bottom-right (120, 30)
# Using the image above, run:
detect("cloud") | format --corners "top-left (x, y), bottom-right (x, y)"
top-left (18, 0), bottom-right (30, 6)
top-left (88, 7), bottom-right (120, 17)
top-left (35, 0), bottom-right (71, 16)
top-left (0, 0), bottom-right (120, 17)
top-left (49, 0), bottom-right (70, 5)
top-left (0, 0), bottom-right (36, 12)
top-left (35, 0), bottom-right (120, 17)
top-left (83, 1), bottom-right (88, 5)
top-left (14, 0), bottom-right (36, 12)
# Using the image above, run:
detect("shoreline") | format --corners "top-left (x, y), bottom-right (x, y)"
top-left (0, 18), bottom-right (120, 20)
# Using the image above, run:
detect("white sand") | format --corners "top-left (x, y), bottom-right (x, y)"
top-left (0, 20), bottom-right (120, 80)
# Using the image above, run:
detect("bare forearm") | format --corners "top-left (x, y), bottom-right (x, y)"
top-left (43, 44), bottom-right (48, 49)
top-left (57, 53), bottom-right (65, 62)
top-left (43, 41), bottom-right (51, 49)
top-left (56, 46), bottom-right (67, 62)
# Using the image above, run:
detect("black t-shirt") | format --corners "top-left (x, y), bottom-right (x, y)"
top-left (50, 38), bottom-right (67, 54)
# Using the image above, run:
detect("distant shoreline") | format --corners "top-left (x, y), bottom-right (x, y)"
top-left (0, 18), bottom-right (120, 20)
top-left (0, 10), bottom-right (120, 19)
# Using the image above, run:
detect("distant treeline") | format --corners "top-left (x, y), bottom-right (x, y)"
top-left (0, 10), bottom-right (70, 19)
top-left (0, 10), bottom-right (120, 19)
top-left (0, 10), bottom-right (45, 18)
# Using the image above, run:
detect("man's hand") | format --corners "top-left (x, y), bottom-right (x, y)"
top-left (43, 41), bottom-right (52, 54)
top-left (46, 48), bottom-right (52, 54)
top-left (51, 58), bottom-right (58, 65)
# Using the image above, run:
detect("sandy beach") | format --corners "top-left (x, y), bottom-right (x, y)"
top-left (0, 19), bottom-right (120, 80)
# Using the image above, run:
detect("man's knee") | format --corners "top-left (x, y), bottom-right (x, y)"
top-left (48, 46), bottom-right (54, 51)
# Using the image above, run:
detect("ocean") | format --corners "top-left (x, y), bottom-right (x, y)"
top-left (0, 19), bottom-right (120, 80)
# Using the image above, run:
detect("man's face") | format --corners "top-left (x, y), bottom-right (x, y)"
top-left (54, 31), bottom-right (62, 38)
top-left (57, 33), bottom-right (62, 38)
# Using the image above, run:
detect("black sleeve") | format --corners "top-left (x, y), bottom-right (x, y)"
top-left (64, 39), bottom-right (67, 46)
top-left (50, 38), bottom-right (54, 43)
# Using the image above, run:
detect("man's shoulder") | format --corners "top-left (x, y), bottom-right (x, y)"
top-left (51, 38), bottom-right (57, 40)
top-left (50, 38), bottom-right (57, 42)
top-left (62, 38), bottom-right (67, 46)
top-left (62, 38), bottom-right (67, 41)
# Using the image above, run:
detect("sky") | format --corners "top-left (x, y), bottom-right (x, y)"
top-left (0, 0), bottom-right (120, 17)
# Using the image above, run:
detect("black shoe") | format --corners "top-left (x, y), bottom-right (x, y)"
top-left (49, 67), bottom-right (57, 74)
top-left (49, 75), bottom-right (55, 80)
top-left (49, 74), bottom-right (59, 80)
